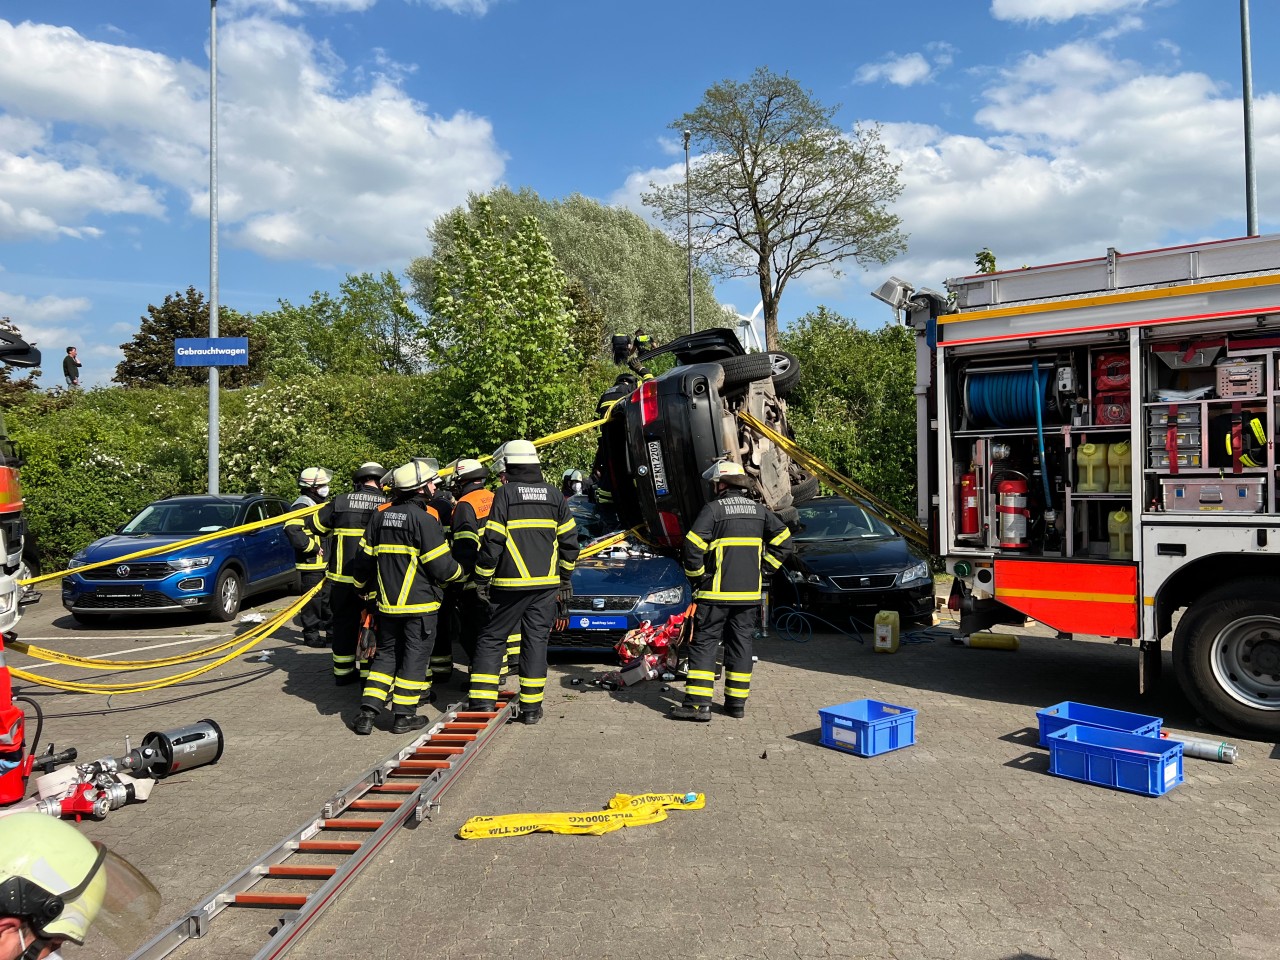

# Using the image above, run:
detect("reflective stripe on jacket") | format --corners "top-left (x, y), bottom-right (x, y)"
top-left (316, 487), bottom-right (388, 584)
top-left (354, 498), bottom-right (462, 616)
top-left (285, 493), bottom-right (326, 571)
top-left (474, 481), bottom-right (579, 590)
top-left (683, 493), bottom-right (793, 604)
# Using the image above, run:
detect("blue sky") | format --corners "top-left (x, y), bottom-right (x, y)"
top-left (1, 0), bottom-right (1278, 384)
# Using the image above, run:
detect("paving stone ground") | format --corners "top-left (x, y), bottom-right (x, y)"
top-left (9, 591), bottom-right (1279, 960)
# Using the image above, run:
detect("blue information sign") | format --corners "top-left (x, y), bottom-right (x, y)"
top-left (175, 337), bottom-right (249, 367)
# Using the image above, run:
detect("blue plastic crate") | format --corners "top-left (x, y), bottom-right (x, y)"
top-left (1036, 701), bottom-right (1162, 748)
top-left (1047, 724), bottom-right (1184, 797)
top-left (818, 699), bottom-right (917, 758)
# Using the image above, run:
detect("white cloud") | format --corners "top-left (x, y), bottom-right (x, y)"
top-left (0, 291), bottom-right (93, 358)
top-left (609, 160), bottom-right (684, 222)
top-left (415, 0), bottom-right (498, 14)
top-left (856, 53), bottom-right (934, 87)
top-left (990, 0), bottom-right (1148, 23)
top-left (0, 16), bottom-right (505, 267)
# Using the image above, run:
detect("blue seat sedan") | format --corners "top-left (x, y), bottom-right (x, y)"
top-left (62, 494), bottom-right (298, 625)
top-left (553, 496), bottom-right (692, 651)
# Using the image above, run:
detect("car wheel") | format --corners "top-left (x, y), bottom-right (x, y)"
top-left (769, 351), bottom-right (802, 396)
top-left (1172, 578), bottom-right (1280, 738)
top-left (718, 353), bottom-right (774, 391)
top-left (790, 474), bottom-right (820, 505)
top-left (72, 612), bottom-right (111, 627)
top-left (776, 506), bottom-right (800, 527)
top-left (213, 568), bottom-right (243, 622)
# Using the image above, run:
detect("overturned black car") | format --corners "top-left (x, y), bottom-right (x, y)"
top-left (594, 328), bottom-right (816, 549)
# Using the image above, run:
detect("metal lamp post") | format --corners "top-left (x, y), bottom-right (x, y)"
top-left (684, 129), bottom-right (694, 335)
top-left (1241, 0), bottom-right (1258, 236)
top-left (208, 0), bottom-right (220, 494)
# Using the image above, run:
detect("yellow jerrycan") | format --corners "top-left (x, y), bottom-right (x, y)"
top-left (1108, 442), bottom-right (1132, 494)
top-left (1075, 443), bottom-right (1108, 493)
top-left (873, 610), bottom-right (900, 654)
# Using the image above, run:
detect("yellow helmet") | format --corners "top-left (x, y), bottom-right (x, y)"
top-left (391, 460), bottom-right (438, 492)
top-left (702, 460), bottom-right (746, 483)
top-left (0, 814), bottom-right (157, 948)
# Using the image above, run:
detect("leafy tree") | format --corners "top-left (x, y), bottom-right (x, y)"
top-left (780, 307), bottom-right (916, 515)
top-left (975, 248), bottom-right (997, 274)
top-left (114, 287), bottom-right (261, 387)
top-left (423, 198), bottom-right (581, 454)
top-left (0, 317), bottom-right (42, 405)
top-left (645, 67), bottom-right (906, 350)
top-left (410, 187), bottom-right (724, 354)
top-left (252, 271), bottom-right (424, 380)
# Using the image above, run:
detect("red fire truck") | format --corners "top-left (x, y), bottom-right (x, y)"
top-left (890, 234), bottom-right (1280, 738)
top-left (0, 327), bottom-right (39, 581)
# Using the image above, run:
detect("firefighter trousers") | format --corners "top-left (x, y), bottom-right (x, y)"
top-left (362, 614), bottom-right (436, 716)
top-left (682, 603), bottom-right (757, 708)
top-left (455, 587), bottom-right (490, 666)
top-left (468, 587), bottom-right (556, 708)
top-left (328, 581), bottom-right (363, 681)
top-left (429, 587), bottom-right (458, 682)
top-left (297, 568), bottom-right (331, 645)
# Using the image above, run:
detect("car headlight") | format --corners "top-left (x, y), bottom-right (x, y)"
top-left (643, 586), bottom-right (685, 605)
top-left (0, 586), bottom-right (14, 616)
top-left (67, 557), bottom-right (87, 569)
top-left (169, 555), bottom-right (214, 572)
top-left (786, 570), bottom-right (824, 584)
top-left (900, 561), bottom-right (930, 584)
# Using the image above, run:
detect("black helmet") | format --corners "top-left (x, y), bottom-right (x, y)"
top-left (352, 461), bottom-right (385, 484)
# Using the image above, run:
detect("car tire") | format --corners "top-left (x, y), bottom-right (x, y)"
top-left (1172, 578), bottom-right (1280, 739)
top-left (790, 474), bottom-right (820, 504)
top-left (72, 612), bottom-right (110, 627)
top-left (769, 351), bottom-right (802, 396)
top-left (213, 568), bottom-right (243, 623)
top-left (776, 506), bottom-right (800, 527)
top-left (718, 353), bottom-right (774, 391)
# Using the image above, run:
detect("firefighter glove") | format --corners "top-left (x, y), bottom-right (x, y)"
top-left (475, 580), bottom-right (491, 605)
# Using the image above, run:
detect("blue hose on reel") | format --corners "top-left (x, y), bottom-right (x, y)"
top-left (965, 368), bottom-right (1055, 429)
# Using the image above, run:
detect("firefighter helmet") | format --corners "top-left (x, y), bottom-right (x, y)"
top-left (701, 460), bottom-right (746, 483)
top-left (503, 439), bottom-right (539, 465)
top-left (391, 460), bottom-right (438, 492)
top-left (454, 458), bottom-right (486, 483)
top-left (0, 813), bottom-right (158, 947)
top-left (352, 462), bottom-right (385, 484)
top-left (298, 467), bottom-right (332, 489)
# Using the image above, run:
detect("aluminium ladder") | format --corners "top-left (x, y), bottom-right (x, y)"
top-left (129, 694), bottom-right (516, 960)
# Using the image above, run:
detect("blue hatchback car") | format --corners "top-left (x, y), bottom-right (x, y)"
top-left (553, 496), bottom-right (692, 651)
top-left (62, 494), bottom-right (298, 625)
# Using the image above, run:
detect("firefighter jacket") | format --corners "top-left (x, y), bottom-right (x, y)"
top-left (683, 492), bottom-right (793, 604)
top-left (474, 481), bottom-right (579, 591)
top-left (285, 493), bottom-right (327, 571)
top-left (428, 491), bottom-right (456, 531)
top-left (316, 485), bottom-right (388, 585)
top-left (352, 498), bottom-right (462, 617)
top-left (451, 482), bottom-right (494, 580)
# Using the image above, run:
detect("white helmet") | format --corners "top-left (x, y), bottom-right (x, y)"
top-left (298, 467), bottom-right (332, 489)
top-left (503, 439), bottom-right (539, 465)
top-left (391, 460), bottom-right (438, 492)
top-left (454, 458), bottom-right (487, 483)
top-left (702, 460), bottom-right (746, 483)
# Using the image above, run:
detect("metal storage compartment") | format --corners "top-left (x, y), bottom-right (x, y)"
top-left (1160, 477), bottom-right (1266, 512)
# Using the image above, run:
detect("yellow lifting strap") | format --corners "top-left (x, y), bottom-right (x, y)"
top-left (736, 410), bottom-right (930, 553)
top-left (458, 791), bottom-right (705, 839)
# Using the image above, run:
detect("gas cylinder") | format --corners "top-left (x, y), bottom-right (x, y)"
top-left (1076, 443), bottom-right (1108, 493)
top-left (1107, 442), bottom-right (1132, 494)
top-left (996, 477), bottom-right (1030, 549)
top-left (1107, 510), bottom-right (1133, 560)
top-left (958, 471), bottom-right (979, 536)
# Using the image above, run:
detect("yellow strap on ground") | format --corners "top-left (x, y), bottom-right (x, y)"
top-left (458, 791), bottom-right (705, 839)
top-left (737, 410), bottom-right (930, 552)
top-left (20, 502), bottom-right (323, 588)
top-left (8, 582), bottom-right (321, 693)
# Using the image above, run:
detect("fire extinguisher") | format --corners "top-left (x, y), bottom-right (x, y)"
top-left (959, 471), bottom-right (979, 536)
top-left (997, 476), bottom-right (1031, 549)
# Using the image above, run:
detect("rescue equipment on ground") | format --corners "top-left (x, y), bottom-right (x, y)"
top-left (873, 610), bottom-right (900, 654)
top-left (458, 791), bottom-right (705, 839)
top-left (598, 610), bottom-right (691, 688)
top-left (1161, 731), bottom-right (1240, 763)
top-left (960, 632), bottom-right (1019, 651)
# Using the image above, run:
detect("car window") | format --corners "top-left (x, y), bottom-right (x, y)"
top-left (261, 500), bottom-right (285, 518)
top-left (120, 501), bottom-right (239, 536)
top-left (794, 501), bottom-right (895, 540)
top-left (244, 502), bottom-right (268, 526)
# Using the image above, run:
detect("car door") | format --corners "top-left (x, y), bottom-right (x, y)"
top-left (259, 499), bottom-right (296, 580)
top-left (237, 501), bottom-right (271, 586)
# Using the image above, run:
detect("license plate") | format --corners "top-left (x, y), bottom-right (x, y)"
top-left (571, 615), bottom-right (627, 631)
top-left (96, 584), bottom-right (144, 597)
top-left (647, 441), bottom-right (668, 496)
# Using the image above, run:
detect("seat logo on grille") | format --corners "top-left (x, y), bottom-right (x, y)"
top-left (860, 577), bottom-right (869, 587)
top-left (592, 598), bottom-right (605, 610)
top-left (117, 565), bottom-right (131, 578)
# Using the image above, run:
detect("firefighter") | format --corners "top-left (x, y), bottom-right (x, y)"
top-left (424, 459), bottom-right (459, 684)
top-left (672, 460), bottom-right (793, 722)
top-left (348, 461), bottom-right (463, 735)
top-left (309, 461), bottom-right (386, 685)
top-left (560, 470), bottom-right (586, 498)
top-left (589, 373), bottom-right (637, 527)
top-left (0, 813), bottom-right (159, 960)
top-left (285, 467), bottom-right (333, 648)
top-left (448, 458), bottom-right (494, 671)
top-left (466, 440), bottom-right (579, 725)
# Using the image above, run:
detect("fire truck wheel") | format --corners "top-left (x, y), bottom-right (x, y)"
top-left (1173, 579), bottom-right (1280, 739)
top-left (213, 568), bottom-right (243, 622)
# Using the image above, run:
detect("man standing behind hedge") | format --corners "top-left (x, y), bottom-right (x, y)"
top-left (62, 346), bottom-right (81, 387)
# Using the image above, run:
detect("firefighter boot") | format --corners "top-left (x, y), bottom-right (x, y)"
top-left (519, 705), bottom-right (543, 725)
top-left (723, 698), bottom-right (746, 719)
top-left (392, 714), bottom-right (429, 735)
top-left (352, 708), bottom-right (376, 736)
top-left (670, 702), bottom-right (712, 722)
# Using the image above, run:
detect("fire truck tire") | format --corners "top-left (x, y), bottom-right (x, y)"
top-left (213, 568), bottom-right (243, 622)
top-left (1173, 579), bottom-right (1280, 739)
top-left (718, 353), bottom-right (774, 391)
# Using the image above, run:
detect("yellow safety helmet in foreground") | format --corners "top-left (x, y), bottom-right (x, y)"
top-left (701, 460), bottom-right (746, 483)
